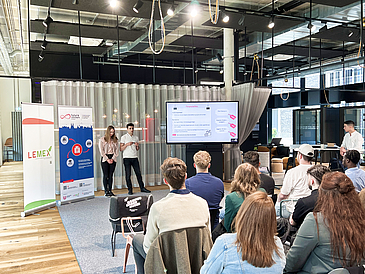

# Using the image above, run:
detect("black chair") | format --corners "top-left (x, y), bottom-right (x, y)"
top-left (109, 194), bottom-right (153, 258)
top-left (285, 157), bottom-right (296, 174)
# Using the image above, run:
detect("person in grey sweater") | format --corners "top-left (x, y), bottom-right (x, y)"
top-left (132, 157), bottom-right (210, 274)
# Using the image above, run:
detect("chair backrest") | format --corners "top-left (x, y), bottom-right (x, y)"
top-left (145, 226), bottom-right (213, 274)
top-left (109, 194), bottom-right (153, 233)
top-left (279, 199), bottom-right (298, 218)
top-left (4, 137), bottom-right (12, 147)
top-left (328, 268), bottom-right (350, 274)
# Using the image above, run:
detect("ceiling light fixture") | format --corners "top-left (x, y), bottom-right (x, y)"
top-left (307, 22), bottom-right (316, 32)
top-left (190, 7), bottom-right (198, 17)
top-left (167, 3), bottom-right (175, 16)
top-left (110, 0), bottom-right (118, 8)
top-left (348, 30), bottom-right (354, 37)
top-left (133, 0), bottom-right (143, 13)
top-left (42, 15), bottom-right (53, 28)
top-left (72, 0), bottom-right (79, 4)
top-left (190, 0), bottom-right (199, 17)
top-left (219, 69), bottom-right (224, 74)
top-left (221, 10), bottom-right (229, 23)
top-left (268, 17), bottom-right (275, 29)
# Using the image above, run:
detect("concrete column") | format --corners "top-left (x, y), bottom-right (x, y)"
top-left (224, 28), bottom-right (234, 100)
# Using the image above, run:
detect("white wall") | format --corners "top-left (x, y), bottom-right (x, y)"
top-left (0, 78), bottom-right (31, 164)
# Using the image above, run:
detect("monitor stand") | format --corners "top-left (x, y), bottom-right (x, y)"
top-left (186, 144), bottom-right (223, 180)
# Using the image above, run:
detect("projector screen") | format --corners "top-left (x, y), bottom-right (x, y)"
top-left (166, 101), bottom-right (239, 144)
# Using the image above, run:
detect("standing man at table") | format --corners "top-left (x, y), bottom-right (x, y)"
top-left (340, 120), bottom-right (363, 156)
top-left (120, 123), bottom-right (150, 195)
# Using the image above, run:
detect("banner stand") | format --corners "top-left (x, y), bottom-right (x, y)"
top-left (56, 195), bottom-right (95, 206)
top-left (21, 201), bottom-right (57, 217)
top-left (58, 106), bottom-right (94, 204)
top-left (22, 103), bottom-right (56, 217)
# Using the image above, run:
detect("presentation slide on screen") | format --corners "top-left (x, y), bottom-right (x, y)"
top-left (166, 101), bottom-right (238, 143)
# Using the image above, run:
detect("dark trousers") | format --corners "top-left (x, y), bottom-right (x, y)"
top-left (210, 209), bottom-right (220, 231)
top-left (132, 234), bottom-right (146, 274)
top-left (101, 155), bottom-right (116, 193)
top-left (123, 158), bottom-right (145, 191)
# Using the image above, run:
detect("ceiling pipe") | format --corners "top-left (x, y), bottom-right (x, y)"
top-left (16, 0), bottom-right (25, 70)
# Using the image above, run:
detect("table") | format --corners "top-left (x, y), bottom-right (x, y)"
top-left (289, 145), bottom-right (340, 166)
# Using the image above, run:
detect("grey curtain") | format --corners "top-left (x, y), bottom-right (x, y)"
top-left (224, 83), bottom-right (271, 180)
top-left (41, 81), bottom-right (226, 193)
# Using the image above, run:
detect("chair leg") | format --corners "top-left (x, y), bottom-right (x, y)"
top-left (111, 231), bottom-right (116, 257)
top-left (123, 235), bottom-right (133, 273)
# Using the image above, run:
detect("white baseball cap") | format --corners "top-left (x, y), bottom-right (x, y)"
top-left (298, 144), bottom-right (314, 157)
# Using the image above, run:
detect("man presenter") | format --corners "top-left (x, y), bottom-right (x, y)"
top-left (120, 123), bottom-right (150, 195)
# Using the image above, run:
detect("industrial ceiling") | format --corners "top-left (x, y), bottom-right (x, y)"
top-left (0, 0), bottom-right (364, 80)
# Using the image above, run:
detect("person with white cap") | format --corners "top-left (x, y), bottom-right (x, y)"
top-left (276, 144), bottom-right (314, 217)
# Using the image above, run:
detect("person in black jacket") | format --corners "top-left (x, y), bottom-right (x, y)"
top-left (244, 151), bottom-right (275, 196)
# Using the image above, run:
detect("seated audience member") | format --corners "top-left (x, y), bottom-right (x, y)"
top-left (359, 188), bottom-right (365, 209)
top-left (276, 144), bottom-right (313, 217)
top-left (343, 150), bottom-right (365, 192)
top-left (244, 151), bottom-right (275, 195)
top-left (201, 191), bottom-right (285, 273)
top-left (224, 163), bottom-right (261, 233)
top-left (289, 165), bottom-right (331, 228)
top-left (185, 151), bottom-right (224, 230)
top-left (132, 157), bottom-right (210, 274)
top-left (284, 172), bottom-right (365, 273)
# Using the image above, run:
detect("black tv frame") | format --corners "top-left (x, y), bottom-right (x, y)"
top-left (165, 101), bottom-right (239, 145)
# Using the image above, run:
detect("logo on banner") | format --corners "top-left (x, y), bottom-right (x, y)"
top-left (27, 146), bottom-right (52, 159)
top-left (72, 144), bottom-right (83, 156)
top-left (60, 114), bottom-right (71, 119)
top-left (60, 114), bottom-right (80, 120)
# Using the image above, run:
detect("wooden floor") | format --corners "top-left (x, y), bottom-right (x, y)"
top-left (0, 161), bottom-right (171, 273)
top-left (0, 162), bottom-right (80, 274)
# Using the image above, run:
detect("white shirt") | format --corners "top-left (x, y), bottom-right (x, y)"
top-left (120, 133), bottom-right (139, 158)
top-left (280, 164), bottom-right (312, 201)
top-left (341, 130), bottom-right (363, 152)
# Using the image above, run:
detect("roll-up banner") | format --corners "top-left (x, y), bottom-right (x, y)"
top-left (22, 103), bottom-right (56, 217)
top-left (58, 106), bottom-right (94, 203)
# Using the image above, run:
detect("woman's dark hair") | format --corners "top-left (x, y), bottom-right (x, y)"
top-left (314, 172), bottom-right (365, 266)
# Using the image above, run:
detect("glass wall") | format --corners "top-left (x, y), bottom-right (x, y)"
top-left (294, 109), bottom-right (321, 145)
top-left (272, 107), bottom-right (299, 146)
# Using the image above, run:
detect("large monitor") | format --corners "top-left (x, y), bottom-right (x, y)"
top-left (166, 101), bottom-right (239, 144)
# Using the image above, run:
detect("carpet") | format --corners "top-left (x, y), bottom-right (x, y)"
top-left (58, 189), bottom-right (170, 274)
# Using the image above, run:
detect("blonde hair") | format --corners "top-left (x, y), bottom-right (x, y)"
top-left (193, 151), bottom-right (211, 169)
top-left (104, 125), bottom-right (118, 143)
top-left (235, 191), bottom-right (282, 267)
top-left (230, 163), bottom-right (260, 197)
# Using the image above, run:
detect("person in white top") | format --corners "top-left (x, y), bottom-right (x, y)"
top-left (276, 144), bottom-right (313, 217)
top-left (120, 123), bottom-right (150, 195)
top-left (340, 120), bottom-right (363, 156)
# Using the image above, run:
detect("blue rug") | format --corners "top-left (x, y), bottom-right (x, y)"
top-left (58, 189), bottom-right (170, 274)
